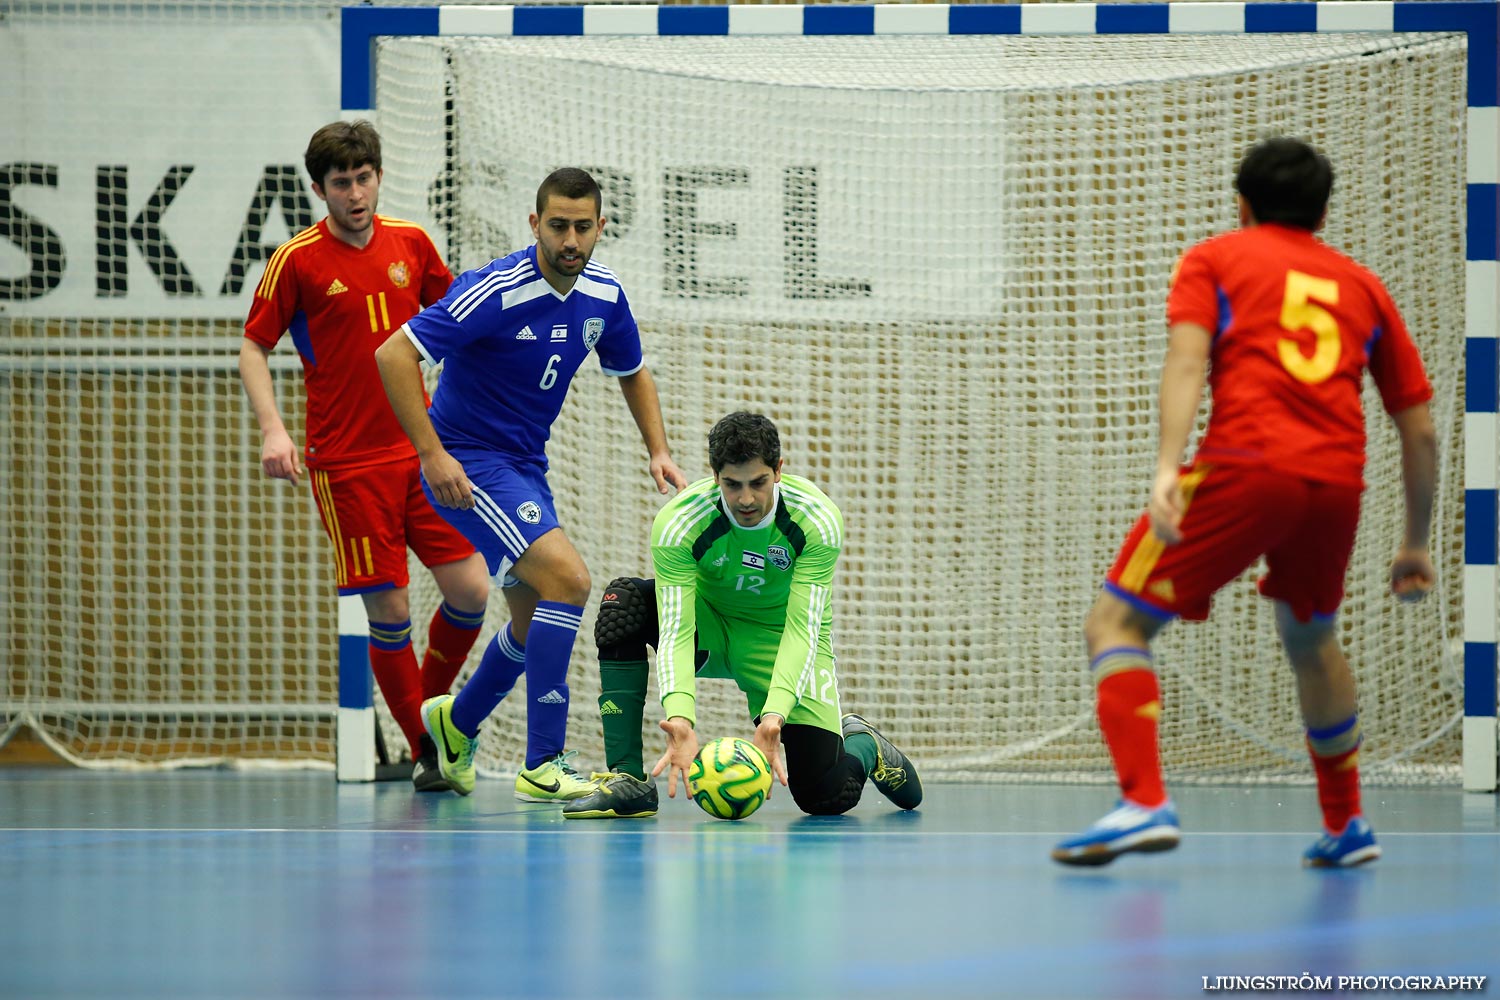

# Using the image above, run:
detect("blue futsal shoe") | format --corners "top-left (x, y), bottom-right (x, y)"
top-left (1302, 816), bottom-right (1381, 868)
top-left (1051, 799), bottom-right (1180, 866)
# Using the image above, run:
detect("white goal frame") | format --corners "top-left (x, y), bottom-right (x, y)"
top-left (340, 0), bottom-right (1500, 791)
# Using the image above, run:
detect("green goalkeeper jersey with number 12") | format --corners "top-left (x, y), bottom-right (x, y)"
top-left (651, 474), bottom-right (844, 723)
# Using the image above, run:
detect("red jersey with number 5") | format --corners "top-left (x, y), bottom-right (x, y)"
top-left (1166, 223), bottom-right (1432, 488)
top-left (244, 215), bottom-right (452, 470)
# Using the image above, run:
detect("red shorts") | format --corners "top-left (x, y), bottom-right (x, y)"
top-left (1104, 463), bottom-right (1362, 623)
top-left (310, 457), bottom-right (476, 595)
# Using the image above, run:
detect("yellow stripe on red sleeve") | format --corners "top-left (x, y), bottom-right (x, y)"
top-left (256, 228), bottom-right (322, 300)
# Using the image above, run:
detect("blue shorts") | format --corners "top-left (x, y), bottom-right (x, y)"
top-left (422, 451), bottom-right (558, 585)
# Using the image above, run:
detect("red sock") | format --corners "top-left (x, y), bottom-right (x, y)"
top-left (1307, 716), bottom-right (1362, 834)
top-left (421, 602), bottom-right (485, 700)
top-left (368, 620), bottom-right (425, 758)
top-left (1093, 652), bottom-right (1167, 808)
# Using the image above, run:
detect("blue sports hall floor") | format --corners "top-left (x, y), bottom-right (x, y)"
top-left (1, 769), bottom-right (1496, 1000)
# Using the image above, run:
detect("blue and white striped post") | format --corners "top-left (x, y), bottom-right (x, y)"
top-left (1467, 107), bottom-right (1499, 788)
top-left (336, 593), bottom-right (375, 782)
top-left (340, 0), bottom-right (1500, 790)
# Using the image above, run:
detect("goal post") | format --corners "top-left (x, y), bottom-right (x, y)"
top-left (347, 1), bottom-right (1498, 790)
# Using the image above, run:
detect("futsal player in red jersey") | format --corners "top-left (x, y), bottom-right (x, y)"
top-left (1052, 137), bottom-right (1438, 868)
top-left (238, 121), bottom-right (490, 791)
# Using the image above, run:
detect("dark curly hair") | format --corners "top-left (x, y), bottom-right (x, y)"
top-left (708, 412), bottom-right (781, 474)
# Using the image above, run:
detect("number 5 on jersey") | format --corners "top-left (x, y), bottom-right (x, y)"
top-left (1278, 270), bottom-right (1340, 385)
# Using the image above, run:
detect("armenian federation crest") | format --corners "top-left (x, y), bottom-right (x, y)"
top-left (768, 545), bottom-right (791, 571)
top-left (388, 260), bottom-right (411, 288)
top-left (583, 318), bottom-right (604, 351)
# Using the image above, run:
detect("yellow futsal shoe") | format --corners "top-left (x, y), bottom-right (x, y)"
top-left (514, 750), bottom-right (599, 802)
top-left (421, 695), bottom-right (477, 796)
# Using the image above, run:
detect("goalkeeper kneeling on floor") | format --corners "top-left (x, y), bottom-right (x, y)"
top-left (564, 411), bottom-right (923, 820)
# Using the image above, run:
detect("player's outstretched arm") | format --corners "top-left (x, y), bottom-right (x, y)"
top-left (1389, 402), bottom-right (1438, 601)
top-left (374, 328), bottom-right (473, 510)
top-left (617, 367), bottom-right (688, 494)
top-left (237, 339), bottom-right (303, 486)
top-left (752, 713), bottom-right (790, 792)
top-left (1149, 321), bottom-right (1211, 544)
top-left (652, 717), bottom-right (700, 798)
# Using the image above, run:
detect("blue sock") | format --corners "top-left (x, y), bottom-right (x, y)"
top-left (450, 624), bottom-right (526, 737)
top-left (523, 601), bottom-right (584, 768)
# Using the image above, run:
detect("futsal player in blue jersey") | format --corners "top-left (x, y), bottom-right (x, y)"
top-left (376, 168), bottom-right (688, 800)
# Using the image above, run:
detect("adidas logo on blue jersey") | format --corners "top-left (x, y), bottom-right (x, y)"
top-left (516, 325), bottom-right (537, 340)
top-left (537, 689), bottom-right (566, 705)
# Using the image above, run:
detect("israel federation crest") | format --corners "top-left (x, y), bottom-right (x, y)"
top-left (516, 501), bottom-right (542, 524)
top-left (583, 317), bottom-right (604, 351)
top-left (768, 545), bottom-right (791, 571)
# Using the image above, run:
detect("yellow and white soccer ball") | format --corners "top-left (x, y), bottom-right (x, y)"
top-left (688, 737), bottom-right (772, 820)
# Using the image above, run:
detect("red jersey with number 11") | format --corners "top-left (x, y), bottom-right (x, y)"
top-left (1166, 223), bottom-right (1431, 488)
top-left (244, 215), bottom-right (452, 470)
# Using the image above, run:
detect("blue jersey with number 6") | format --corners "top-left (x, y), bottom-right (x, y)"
top-left (400, 245), bottom-right (643, 466)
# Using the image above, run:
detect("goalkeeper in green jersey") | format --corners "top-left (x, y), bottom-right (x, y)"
top-left (563, 411), bottom-right (922, 819)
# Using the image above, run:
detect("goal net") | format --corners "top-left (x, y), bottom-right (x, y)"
top-left (1, 2), bottom-right (344, 768)
top-left (1, 16), bottom-right (1470, 785)
top-left (376, 29), bottom-right (1469, 783)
